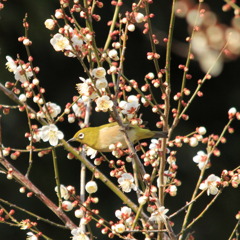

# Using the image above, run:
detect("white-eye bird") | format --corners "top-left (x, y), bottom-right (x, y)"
top-left (71, 122), bottom-right (167, 152)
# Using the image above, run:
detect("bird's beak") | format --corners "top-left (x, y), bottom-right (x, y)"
top-left (67, 137), bottom-right (76, 143)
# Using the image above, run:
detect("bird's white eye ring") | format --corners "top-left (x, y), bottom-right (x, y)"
top-left (79, 133), bottom-right (84, 139)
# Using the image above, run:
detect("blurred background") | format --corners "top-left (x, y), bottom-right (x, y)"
top-left (0, 0), bottom-right (240, 239)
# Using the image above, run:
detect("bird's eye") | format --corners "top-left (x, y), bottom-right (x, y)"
top-left (79, 133), bottom-right (84, 139)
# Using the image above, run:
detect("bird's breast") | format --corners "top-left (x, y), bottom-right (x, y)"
top-left (97, 125), bottom-right (136, 152)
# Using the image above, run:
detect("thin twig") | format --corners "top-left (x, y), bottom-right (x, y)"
top-left (171, 40), bottom-right (228, 133)
top-left (0, 83), bottom-right (47, 126)
top-left (0, 156), bottom-right (76, 229)
top-left (24, 105), bottom-right (34, 178)
top-left (176, 2), bottom-right (202, 121)
top-left (224, 0), bottom-right (240, 10)
top-left (227, 219), bottom-right (240, 240)
top-left (103, 0), bottom-right (122, 51)
top-left (79, 99), bottom-right (91, 231)
top-left (169, 189), bottom-right (206, 219)
top-left (52, 148), bottom-right (62, 207)
top-left (0, 197), bottom-right (67, 229)
top-left (185, 190), bottom-right (221, 231)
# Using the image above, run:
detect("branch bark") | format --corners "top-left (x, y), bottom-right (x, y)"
top-left (0, 156), bottom-right (77, 230)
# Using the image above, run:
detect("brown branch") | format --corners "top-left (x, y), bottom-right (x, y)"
top-left (0, 156), bottom-right (77, 230)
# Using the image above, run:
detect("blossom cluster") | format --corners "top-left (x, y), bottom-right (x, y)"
top-left (6, 56), bottom-right (33, 83)
top-left (199, 174), bottom-right (221, 195)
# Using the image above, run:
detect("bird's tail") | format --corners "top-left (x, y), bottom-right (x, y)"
top-left (153, 131), bottom-right (168, 138)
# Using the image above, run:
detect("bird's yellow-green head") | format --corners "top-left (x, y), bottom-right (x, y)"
top-left (72, 126), bottom-right (99, 149)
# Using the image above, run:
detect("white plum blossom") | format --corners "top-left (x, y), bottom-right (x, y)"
top-left (28, 127), bottom-right (42, 143)
top-left (20, 220), bottom-right (32, 230)
top-left (72, 98), bottom-right (86, 117)
top-left (169, 185), bottom-right (177, 196)
top-left (85, 181), bottom-right (98, 194)
top-left (32, 78), bottom-right (39, 85)
top-left (119, 95), bottom-right (140, 117)
top-left (54, 184), bottom-right (70, 200)
top-left (23, 38), bottom-right (31, 46)
top-left (138, 195), bottom-right (148, 205)
top-left (189, 137), bottom-right (198, 147)
top-left (108, 65), bottom-right (117, 74)
top-left (76, 77), bottom-right (98, 102)
top-left (44, 19), bottom-right (55, 30)
top-left (112, 42), bottom-right (121, 49)
top-left (38, 102), bottom-right (61, 119)
top-left (71, 228), bottom-right (90, 240)
top-left (63, 24), bottom-right (73, 33)
top-left (2, 147), bottom-right (10, 157)
top-left (84, 146), bottom-right (97, 159)
top-left (50, 33), bottom-right (71, 51)
top-left (15, 65), bottom-right (33, 83)
top-left (144, 139), bottom-right (165, 163)
top-left (157, 171), bottom-right (172, 187)
top-left (141, 96), bottom-right (147, 105)
top-left (30, 127), bottom-right (43, 142)
top-left (135, 12), bottom-right (145, 23)
top-left (62, 200), bottom-right (73, 211)
top-left (68, 114), bottom-right (75, 123)
top-left (5, 56), bottom-right (17, 72)
top-left (96, 78), bottom-right (108, 90)
top-left (85, 33), bottom-right (92, 42)
top-left (149, 206), bottom-right (169, 223)
top-left (199, 174), bottom-right (221, 195)
top-left (115, 206), bottom-right (132, 219)
top-left (92, 67), bottom-right (106, 79)
top-left (40, 124), bottom-right (64, 146)
top-left (229, 107), bottom-right (239, 119)
top-left (118, 173), bottom-right (137, 193)
top-left (80, 217), bottom-right (89, 225)
top-left (95, 95), bottom-right (113, 112)
top-left (197, 126), bottom-right (207, 135)
top-left (115, 206), bottom-right (133, 227)
top-left (231, 173), bottom-right (240, 188)
top-left (149, 139), bottom-right (159, 150)
top-left (112, 223), bottom-right (125, 233)
top-left (125, 216), bottom-right (134, 226)
top-left (228, 107), bottom-right (237, 116)
top-left (71, 33), bottom-right (84, 49)
top-left (6, 56), bottom-right (33, 83)
top-left (76, 78), bottom-right (90, 94)
top-left (193, 151), bottom-right (209, 170)
top-left (75, 208), bottom-right (84, 218)
top-left (149, 138), bottom-right (163, 152)
top-left (127, 95), bottom-right (139, 103)
top-left (55, 9), bottom-right (63, 19)
top-left (128, 24), bottom-right (135, 32)
top-left (108, 49), bottom-right (119, 60)
top-left (56, 28), bottom-right (84, 57)
top-left (26, 232), bottom-right (38, 240)
top-left (19, 94), bottom-right (27, 102)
